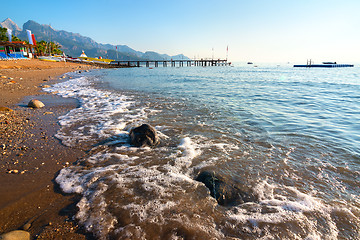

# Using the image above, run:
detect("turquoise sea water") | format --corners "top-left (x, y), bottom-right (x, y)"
top-left (47, 64), bottom-right (359, 239)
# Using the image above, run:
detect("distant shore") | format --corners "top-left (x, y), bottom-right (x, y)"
top-left (0, 59), bottom-right (97, 239)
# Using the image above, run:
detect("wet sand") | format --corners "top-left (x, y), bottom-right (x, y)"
top-left (0, 59), bottom-right (97, 239)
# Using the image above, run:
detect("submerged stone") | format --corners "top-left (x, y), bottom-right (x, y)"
top-left (195, 171), bottom-right (256, 206)
top-left (129, 124), bottom-right (159, 147)
top-left (28, 99), bottom-right (45, 108)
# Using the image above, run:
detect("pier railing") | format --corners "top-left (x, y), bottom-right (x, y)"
top-left (109, 59), bottom-right (230, 67)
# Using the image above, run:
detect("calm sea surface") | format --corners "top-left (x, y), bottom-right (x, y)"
top-left (47, 64), bottom-right (360, 239)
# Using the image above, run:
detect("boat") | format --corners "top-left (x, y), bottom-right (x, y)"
top-left (247, 62), bottom-right (253, 64)
top-left (38, 56), bottom-right (61, 62)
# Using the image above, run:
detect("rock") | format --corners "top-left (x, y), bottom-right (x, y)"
top-left (195, 171), bottom-right (256, 206)
top-left (28, 99), bottom-right (45, 108)
top-left (22, 222), bottom-right (31, 230)
top-left (0, 230), bottom-right (30, 240)
top-left (129, 124), bottom-right (159, 147)
top-left (0, 107), bottom-right (13, 112)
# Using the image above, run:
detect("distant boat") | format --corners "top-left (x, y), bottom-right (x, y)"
top-left (247, 62), bottom-right (253, 64)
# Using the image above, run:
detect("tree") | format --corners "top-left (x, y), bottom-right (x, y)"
top-left (0, 27), bottom-right (9, 41)
top-left (36, 40), bottom-right (47, 55)
top-left (35, 40), bottom-right (62, 56)
top-left (12, 35), bottom-right (21, 41)
top-left (0, 27), bottom-right (23, 42)
top-left (49, 41), bottom-right (62, 55)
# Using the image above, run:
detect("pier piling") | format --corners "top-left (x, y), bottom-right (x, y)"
top-left (110, 59), bottom-right (230, 68)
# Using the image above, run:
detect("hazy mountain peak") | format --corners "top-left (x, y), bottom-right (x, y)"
top-left (4, 18), bottom-right (189, 60)
top-left (0, 18), bottom-right (22, 31)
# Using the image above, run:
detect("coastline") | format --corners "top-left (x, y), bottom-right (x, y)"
top-left (0, 59), bottom-right (97, 239)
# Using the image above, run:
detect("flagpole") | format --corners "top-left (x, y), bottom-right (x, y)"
top-left (116, 46), bottom-right (118, 60)
top-left (226, 45), bottom-right (228, 61)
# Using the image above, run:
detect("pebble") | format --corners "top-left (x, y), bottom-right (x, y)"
top-left (0, 107), bottom-right (13, 112)
top-left (22, 222), bottom-right (31, 231)
top-left (0, 230), bottom-right (30, 240)
top-left (28, 99), bottom-right (45, 108)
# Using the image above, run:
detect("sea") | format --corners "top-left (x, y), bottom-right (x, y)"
top-left (45, 63), bottom-right (360, 239)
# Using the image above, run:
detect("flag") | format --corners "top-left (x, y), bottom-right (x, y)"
top-left (6, 29), bottom-right (12, 42)
top-left (31, 34), bottom-right (36, 46)
top-left (26, 30), bottom-right (33, 45)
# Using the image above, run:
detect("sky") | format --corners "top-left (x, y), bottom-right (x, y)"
top-left (2, 0), bottom-right (360, 63)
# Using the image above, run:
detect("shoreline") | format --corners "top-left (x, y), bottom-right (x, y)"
top-left (0, 59), bottom-right (97, 239)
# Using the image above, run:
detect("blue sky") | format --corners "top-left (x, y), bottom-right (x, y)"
top-left (2, 0), bottom-right (360, 63)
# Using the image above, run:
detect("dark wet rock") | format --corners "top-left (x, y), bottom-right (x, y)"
top-left (195, 171), bottom-right (256, 206)
top-left (129, 124), bottom-right (159, 147)
top-left (0, 230), bottom-right (30, 240)
top-left (28, 99), bottom-right (45, 108)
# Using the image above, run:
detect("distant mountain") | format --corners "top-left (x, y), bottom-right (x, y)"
top-left (115, 45), bottom-right (143, 58)
top-left (142, 52), bottom-right (189, 61)
top-left (0, 18), bottom-right (22, 32)
top-left (1, 18), bottom-right (190, 60)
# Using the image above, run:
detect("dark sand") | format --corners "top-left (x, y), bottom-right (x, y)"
top-left (0, 59), bottom-right (97, 239)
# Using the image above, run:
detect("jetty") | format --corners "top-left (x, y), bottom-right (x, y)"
top-left (109, 59), bottom-right (230, 68)
top-left (294, 60), bottom-right (354, 68)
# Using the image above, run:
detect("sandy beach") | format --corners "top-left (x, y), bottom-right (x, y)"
top-left (0, 59), bottom-right (96, 239)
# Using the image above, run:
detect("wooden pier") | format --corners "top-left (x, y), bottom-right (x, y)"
top-left (109, 59), bottom-right (230, 68)
top-left (294, 60), bottom-right (354, 68)
top-left (294, 64), bottom-right (354, 68)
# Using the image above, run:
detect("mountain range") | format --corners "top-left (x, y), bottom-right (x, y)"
top-left (1, 18), bottom-right (189, 60)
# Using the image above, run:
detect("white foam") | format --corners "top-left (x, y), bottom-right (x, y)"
top-left (227, 180), bottom-right (341, 239)
top-left (178, 137), bottom-right (201, 162)
top-left (45, 76), bottom-right (147, 146)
